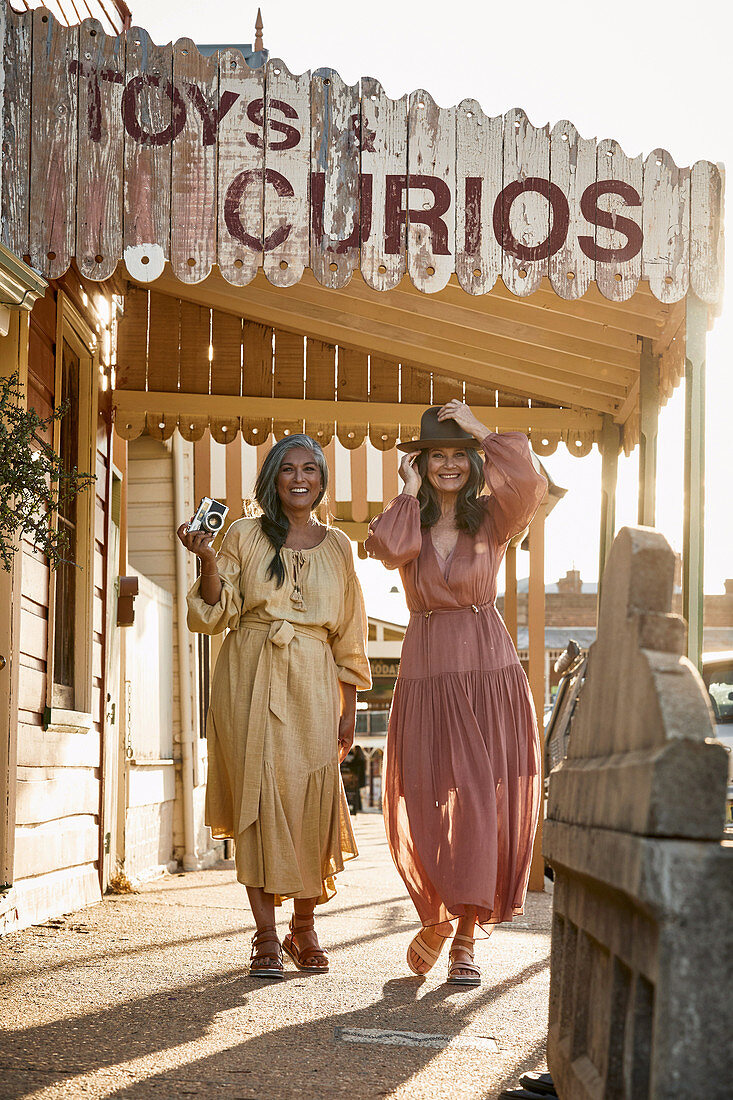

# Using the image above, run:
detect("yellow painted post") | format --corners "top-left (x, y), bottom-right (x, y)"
top-left (504, 542), bottom-right (518, 648)
top-left (0, 312), bottom-right (30, 889)
top-left (638, 337), bottom-right (660, 527)
top-left (598, 415), bottom-right (620, 606)
top-left (683, 294), bottom-right (707, 670)
top-left (527, 502), bottom-right (546, 892)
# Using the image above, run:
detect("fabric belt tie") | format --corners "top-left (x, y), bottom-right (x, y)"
top-left (409, 600), bottom-right (494, 618)
top-left (237, 616), bottom-right (329, 833)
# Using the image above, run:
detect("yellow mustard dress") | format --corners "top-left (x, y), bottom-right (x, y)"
top-left (186, 518), bottom-right (371, 904)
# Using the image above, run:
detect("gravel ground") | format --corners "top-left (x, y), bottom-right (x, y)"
top-left (0, 816), bottom-right (551, 1100)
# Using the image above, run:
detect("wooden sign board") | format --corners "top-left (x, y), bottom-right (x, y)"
top-left (1, 5), bottom-right (724, 305)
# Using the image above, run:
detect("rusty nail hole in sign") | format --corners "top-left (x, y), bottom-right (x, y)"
top-left (378, 264), bottom-right (387, 274)
top-left (542, 438), bottom-right (549, 445)
top-left (90, 29), bottom-right (97, 37)
top-left (279, 260), bottom-right (288, 270)
top-left (665, 275), bottom-right (674, 285)
top-left (518, 268), bottom-right (527, 279)
top-left (323, 77), bottom-right (331, 85)
top-left (348, 431), bottom-right (354, 438)
top-left (126, 423), bottom-right (132, 429)
top-left (181, 49), bottom-right (189, 55)
top-left (221, 425), bottom-right (228, 433)
top-left (473, 268), bottom-right (481, 278)
top-left (141, 255), bottom-right (150, 265)
top-left (42, 15), bottom-right (48, 22)
top-left (656, 158), bottom-right (663, 166)
top-left (329, 261), bottom-right (338, 271)
top-left (273, 67), bottom-right (281, 75)
top-left (381, 434), bottom-right (388, 441)
top-left (566, 271), bottom-right (575, 280)
top-left (230, 59), bottom-right (237, 70)
top-left (317, 430), bottom-right (323, 436)
top-left (426, 266), bottom-right (435, 276)
top-left (158, 421), bottom-right (165, 429)
top-left (189, 423), bottom-right (195, 430)
top-left (284, 429), bottom-right (290, 435)
top-left (614, 272), bottom-right (622, 281)
top-left (252, 427), bottom-right (259, 434)
top-left (187, 258), bottom-right (196, 267)
top-left (417, 102), bottom-right (425, 109)
top-left (466, 110), bottom-right (473, 118)
top-left (370, 94), bottom-right (377, 101)
top-left (47, 251), bottom-right (56, 260)
top-left (561, 133), bottom-right (569, 142)
top-left (234, 258), bottom-right (243, 269)
top-left (95, 254), bottom-right (104, 264)
top-left (606, 149), bottom-right (614, 157)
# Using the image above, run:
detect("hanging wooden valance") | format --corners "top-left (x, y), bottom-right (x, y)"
top-left (1, 4), bottom-right (724, 306)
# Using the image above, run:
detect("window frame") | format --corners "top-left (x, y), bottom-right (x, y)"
top-left (45, 292), bottom-right (99, 726)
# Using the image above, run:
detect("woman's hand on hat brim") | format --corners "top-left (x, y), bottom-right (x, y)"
top-left (437, 400), bottom-right (486, 441)
top-left (398, 451), bottom-right (422, 496)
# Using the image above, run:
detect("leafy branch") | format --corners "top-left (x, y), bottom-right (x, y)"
top-left (0, 371), bottom-right (95, 572)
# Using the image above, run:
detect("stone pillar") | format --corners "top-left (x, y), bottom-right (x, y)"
top-left (544, 526), bottom-right (731, 1098)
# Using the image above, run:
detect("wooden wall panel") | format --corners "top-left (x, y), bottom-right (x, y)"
top-left (336, 346), bottom-right (367, 448)
top-left (643, 150), bottom-right (690, 304)
top-left (305, 338), bottom-right (335, 444)
top-left (456, 99), bottom-right (502, 295)
top-left (217, 49), bottom-right (264, 286)
top-left (171, 38), bottom-right (217, 283)
top-left (178, 301), bottom-right (210, 394)
top-left (241, 320), bottom-right (273, 444)
top-left (360, 78), bottom-right (407, 291)
top-left (76, 19), bottom-right (125, 281)
top-left (594, 139), bottom-right (643, 302)
top-left (310, 68), bottom-right (360, 289)
top-left (501, 108), bottom-right (550, 297)
top-left (263, 59), bottom-right (310, 287)
top-left (407, 90), bottom-right (455, 293)
top-left (273, 328), bottom-right (305, 438)
top-left (29, 9), bottom-right (78, 279)
top-left (369, 356), bottom-right (399, 449)
top-left (3, 4), bottom-right (32, 259)
top-left (549, 121), bottom-right (596, 301)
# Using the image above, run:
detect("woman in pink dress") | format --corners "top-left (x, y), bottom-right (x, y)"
top-left (364, 400), bottom-right (547, 985)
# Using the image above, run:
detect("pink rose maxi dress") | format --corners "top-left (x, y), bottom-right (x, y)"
top-left (364, 433), bottom-right (547, 930)
top-left (187, 519), bottom-right (371, 905)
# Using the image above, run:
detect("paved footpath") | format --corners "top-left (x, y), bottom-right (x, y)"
top-left (0, 816), bottom-right (551, 1100)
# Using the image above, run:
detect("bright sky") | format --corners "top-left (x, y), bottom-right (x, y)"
top-left (133, 0), bottom-right (732, 595)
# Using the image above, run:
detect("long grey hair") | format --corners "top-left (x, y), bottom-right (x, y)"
top-left (253, 434), bottom-right (329, 587)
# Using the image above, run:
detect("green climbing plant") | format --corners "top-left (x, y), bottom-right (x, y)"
top-left (0, 370), bottom-right (95, 572)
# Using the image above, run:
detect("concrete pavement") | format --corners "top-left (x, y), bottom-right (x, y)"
top-left (0, 816), bottom-right (551, 1099)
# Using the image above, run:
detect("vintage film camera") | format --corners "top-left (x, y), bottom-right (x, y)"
top-left (188, 497), bottom-right (229, 536)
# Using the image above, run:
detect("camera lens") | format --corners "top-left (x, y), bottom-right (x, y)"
top-left (206, 513), bottom-right (223, 531)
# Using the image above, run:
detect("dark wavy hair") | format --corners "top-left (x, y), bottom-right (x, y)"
top-left (415, 447), bottom-right (485, 535)
top-left (254, 434), bottom-right (328, 587)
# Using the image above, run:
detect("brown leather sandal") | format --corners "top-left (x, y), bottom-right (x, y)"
top-left (447, 934), bottom-right (481, 986)
top-left (406, 927), bottom-right (451, 975)
top-left (249, 926), bottom-right (284, 979)
top-left (282, 916), bottom-right (329, 973)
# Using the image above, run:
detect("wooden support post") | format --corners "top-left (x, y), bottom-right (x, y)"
top-left (0, 312), bottom-right (30, 891)
top-left (527, 502), bottom-right (546, 892)
top-left (683, 294), bottom-right (707, 670)
top-left (638, 337), bottom-right (660, 527)
top-left (598, 415), bottom-right (620, 606)
top-left (504, 542), bottom-right (518, 648)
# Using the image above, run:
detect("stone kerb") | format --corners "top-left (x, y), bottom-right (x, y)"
top-left (544, 526), bottom-right (732, 1099)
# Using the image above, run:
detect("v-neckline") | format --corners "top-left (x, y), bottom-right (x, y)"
top-left (428, 530), bottom-right (461, 584)
top-left (429, 530), bottom-right (460, 565)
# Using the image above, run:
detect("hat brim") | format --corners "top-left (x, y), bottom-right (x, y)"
top-left (396, 436), bottom-right (482, 452)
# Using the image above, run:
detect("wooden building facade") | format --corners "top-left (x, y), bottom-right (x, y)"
top-left (0, 1), bottom-right (725, 929)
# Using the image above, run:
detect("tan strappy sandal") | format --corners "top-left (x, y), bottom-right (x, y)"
top-left (282, 916), bottom-right (329, 973)
top-left (407, 927), bottom-right (451, 976)
top-left (249, 926), bottom-right (284, 979)
top-left (447, 934), bottom-right (481, 986)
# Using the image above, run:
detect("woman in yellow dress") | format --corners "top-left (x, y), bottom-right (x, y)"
top-left (177, 435), bottom-right (371, 978)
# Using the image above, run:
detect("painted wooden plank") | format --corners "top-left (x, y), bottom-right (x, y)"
top-left (147, 292), bottom-right (179, 392)
top-left (179, 300), bottom-right (210, 394)
top-left (690, 160), bottom-right (724, 306)
top-left (407, 90), bottom-right (455, 293)
top-left (262, 59), bottom-right (310, 287)
top-left (382, 448), bottom-right (399, 503)
top-left (642, 149), bottom-right (690, 304)
top-left (241, 320), bottom-right (273, 444)
top-left (217, 48), bottom-right (264, 286)
top-left (122, 26), bottom-right (174, 283)
top-left (305, 338), bottom-right (335, 445)
top-left (500, 108), bottom-right (550, 298)
top-left (209, 309), bottom-right (242, 442)
top-left (350, 444), bottom-right (368, 523)
top-left (15, 771), bottom-right (99, 825)
top-left (15, 815), bottom-right (98, 878)
top-left (20, 608), bottom-right (48, 664)
top-left (549, 121), bottom-right (596, 301)
top-left (171, 39), bottom-right (217, 284)
top-left (18, 663), bottom-right (45, 715)
top-left (29, 9), bottom-right (78, 279)
top-left (594, 138), bottom-right (643, 301)
top-left (399, 363), bottom-right (431, 443)
top-left (455, 99), bottom-right (502, 295)
top-left (20, 550), bottom-right (49, 611)
top-left (2, 4), bottom-right (32, 259)
top-left (75, 18), bottom-right (124, 282)
top-left (17, 723), bottom-right (99, 768)
top-left (11, 863), bottom-right (101, 926)
top-left (128, 760), bottom-right (176, 807)
top-left (360, 77), bottom-right (407, 291)
top-left (310, 68), bottom-right (360, 289)
top-left (273, 328), bottom-right (305, 439)
top-left (336, 346), bottom-right (367, 448)
top-left (369, 356), bottom-right (399, 449)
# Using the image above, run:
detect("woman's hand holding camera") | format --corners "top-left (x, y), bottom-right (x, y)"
top-left (177, 521), bottom-right (217, 567)
top-left (399, 452), bottom-right (422, 497)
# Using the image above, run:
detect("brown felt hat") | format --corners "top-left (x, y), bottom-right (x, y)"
top-left (397, 406), bottom-right (482, 452)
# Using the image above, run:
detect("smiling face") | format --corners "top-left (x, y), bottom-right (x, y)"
top-left (425, 446), bottom-right (472, 495)
top-left (276, 445), bottom-right (324, 514)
